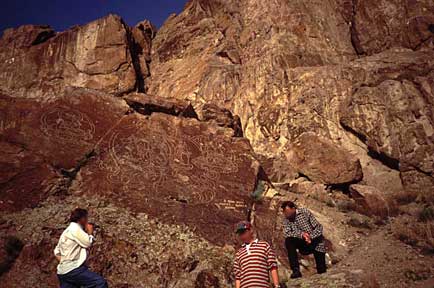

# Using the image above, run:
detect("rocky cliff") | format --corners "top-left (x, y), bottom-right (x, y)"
top-left (1, 0), bottom-right (434, 287)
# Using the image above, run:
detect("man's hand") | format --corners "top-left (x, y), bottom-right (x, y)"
top-left (85, 223), bottom-right (94, 235)
top-left (302, 232), bottom-right (311, 244)
top-left (55, 255), bottom-right (61, 262)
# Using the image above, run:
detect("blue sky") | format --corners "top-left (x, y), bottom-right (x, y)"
top-left (1, 0), bottom-right (187, 34)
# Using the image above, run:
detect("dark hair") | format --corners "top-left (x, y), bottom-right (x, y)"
top-left (69, 208), bottom-right (88, 223)
top-left (281, 201), bottom-right (297, 210)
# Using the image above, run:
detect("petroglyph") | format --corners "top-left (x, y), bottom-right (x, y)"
top-left (0, 111), bottom-right (16, 132)
top-left (40, 107), bottom-right (95, 143)
top-left (95, 116), bottom-right (251, 207)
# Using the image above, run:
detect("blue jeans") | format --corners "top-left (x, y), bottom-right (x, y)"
top-left (57, 265), bottom-right (108, 288)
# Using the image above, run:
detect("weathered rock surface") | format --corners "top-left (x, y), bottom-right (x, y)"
top-left (349, 184), bottom-right (396, 219)
top-left (124, 92), bottom-right (198, 118)
top-left (201, 103), bottom-right (243, 137)
top-left (285, 133), bottom-right (363, 185)
top-left (351, 0), bottom-right (434, 55)
top-left (0, 88), bottom-right (129, 169)
top-left (0, 196), bottom-right (238, 288)
top-left (2, 0), bottom-right (434, 287)
top-left (72, 112), bottom-right (260, 245)
top-left (0, 15), bottom-right (139, 100)
top-left (145, 0), bottom-right (434, 197)
top-left (131, 20), bottom-right (157, 90)
top-left (1, 85), bottom-right (261, 245)
top-left (0, 141), bottom-right (59, 212)
top-left (256, 153), bottom-right (298, 184)
top-left (342, 50), bottom-right (434, 195)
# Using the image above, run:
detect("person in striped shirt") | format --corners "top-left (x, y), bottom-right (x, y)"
top-left (233, 221), bottom-right (281, 288)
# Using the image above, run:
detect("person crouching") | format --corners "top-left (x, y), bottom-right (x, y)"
top-left (54, 208), bottom-right (108, 288)
top-left (281, 201), bottom-right (327, 278)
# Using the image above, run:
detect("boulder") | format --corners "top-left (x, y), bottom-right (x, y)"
top-left (0, 88), bottom-right (129, 211)
top-left (285, 133), bottom-right (363, 185)
top-left (349, 184), bottom-right (396, 218)
top-left (0, 14), bottom-right (139, 100)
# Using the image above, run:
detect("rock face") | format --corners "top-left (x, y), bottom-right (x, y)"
top-left (349, 184), bottom-right (396, 219)
top-left (73, 112), bottom-right (260, 245)
top-left (285, 133), bottom-right (363, 185)
top-left (1, 0), bottom-right (434, 287)
top-left (0, 86), bottom-right (261, 246)
top-left (123, 92), bottom-right (198, 118)
top-left (146, 0), bottom-right (434, 197)
top-left (0, 15), bottom-right (140, 100)
top-left (351, 0), bottom-right (434, 54)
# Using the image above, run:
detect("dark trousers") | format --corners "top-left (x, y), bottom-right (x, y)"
top-left (57, 265), bottom-right (108, 288)
top-left (285, 237), bottom-right (327, 274)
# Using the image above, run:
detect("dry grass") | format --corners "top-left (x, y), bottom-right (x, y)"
top-left (393, 190), bottom-right (434, 206)
top-left (360, 273), bottom-right (381, 288)
top-left (391, 213), bottom-right (434, 254)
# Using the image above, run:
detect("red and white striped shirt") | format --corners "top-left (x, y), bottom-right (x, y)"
top-left (233, 239), bottom-right (278, 288)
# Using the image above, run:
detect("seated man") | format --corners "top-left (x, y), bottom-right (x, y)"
top-left (54, 208), bottom-right (108, 288)
top-left (281, 201), bottom-right (327, 278)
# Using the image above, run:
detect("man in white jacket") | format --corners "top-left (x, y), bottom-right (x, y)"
top-left (54, 208), bottom-right (108, 288)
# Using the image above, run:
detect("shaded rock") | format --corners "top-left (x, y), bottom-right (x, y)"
top-left (0, 87), bottom-right (129, 170)
top-left (289, 179), bottom-right (328, 195)
top-left (0, 88), bottom-right (129, 211)
top-left (252, 199), bottom-right (287, 263)
top-left (0, 196), bottom-right (237, 287)
top-left (195, 270), bottom-right (220, 288)
top-left (349, 184), bottom-right (396, 219)
top-left (256, 153), bottom-right (298, 184)
top-left (341, 56), bottom-right (434, 195)
top-left (0, 15), bottom-right (138, 100)
top-left (1, 25), bottom-right (55, 48)
top-left (72, 113), bottom-right (260, 245)
top-left (131, 20), bottom-right (157, 91)
top-left (0, 236), bottom-right (24, 277)
top-left (148, 0), bottom-right (434, 198)
top-left (124, 92), bottom-right (198, 118)
top-left (347, 212), bottom-right (375, 229)
top-left (285, 133), bottom-right (363, 185)
top-left (352, 0), bottom-right (434, 55)
top-left (201, 103), bottom-right (243, 137)
top-left (0, 237), bottom-right (58, 288)
top-left (0, 141), bottom-right (60, 212)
